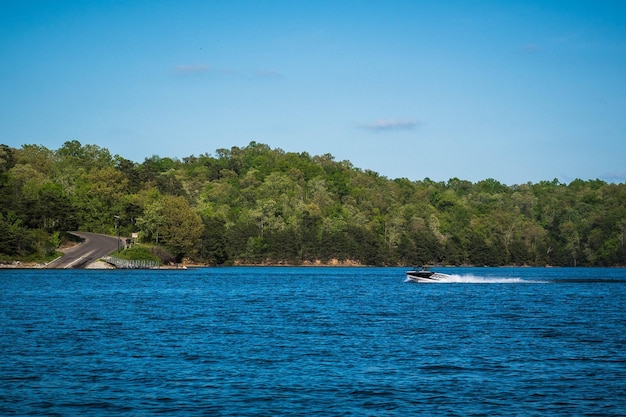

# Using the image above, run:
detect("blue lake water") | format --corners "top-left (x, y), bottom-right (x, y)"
top-left (1, 267), bottom-right (625, 416)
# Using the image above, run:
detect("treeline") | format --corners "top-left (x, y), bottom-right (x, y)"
top-left (1, 141), bottom-right (625, 266)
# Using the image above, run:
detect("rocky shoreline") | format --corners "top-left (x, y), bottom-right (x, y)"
top-left (0, 259), bottom-right (115, 269)
top-left (1, 258), bottom-right (365, 269)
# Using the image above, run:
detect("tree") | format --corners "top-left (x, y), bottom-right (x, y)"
top-left (3, 140), bottom-right (626, 267)
top-left (159, 195), bottom-right (203, 262)
top-left (199, 216), bottom-right (229, 265)
top-left (137, 198), bottom-right (165, 244)
top-left (73, 166), bottom-right (129, 232)
top-left (0, 145), bottom-right (16, 175)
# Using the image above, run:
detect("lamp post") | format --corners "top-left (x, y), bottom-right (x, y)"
top-left (114, 215), bottom-right (120, 252)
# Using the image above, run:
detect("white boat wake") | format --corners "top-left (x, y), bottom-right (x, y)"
top-left (405, 274), bottom-right (544, 284)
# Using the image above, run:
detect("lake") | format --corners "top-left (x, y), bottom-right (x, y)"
top-left (1, 267), bottom-right (625, 416)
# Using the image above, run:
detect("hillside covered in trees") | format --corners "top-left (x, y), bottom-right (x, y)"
top-left (1, 141), bottom-right (625, 266)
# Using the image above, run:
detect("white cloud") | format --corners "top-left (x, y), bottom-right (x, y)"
top-left (174, 64), bottom-right (212, 74)
top-left (359, 119), bottom-right (421, 131)
top-left (256, 69), bottom-right (281, 78)
top-left (174, 65), bottom-right (278, 78)
top-left (522, 43), bottom-right (541, 54)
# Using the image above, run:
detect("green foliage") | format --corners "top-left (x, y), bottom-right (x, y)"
top-left (159, 195), bottom-right (203, 262)
top-left (1, 140), bottom-right (625, 266)
top-left (0, 212), bottom-right (59, 262)
top-left (116, 245), bottom-right (161, 263)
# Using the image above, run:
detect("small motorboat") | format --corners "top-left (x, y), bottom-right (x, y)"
top-left (405, 266), bottom-right (450, 283)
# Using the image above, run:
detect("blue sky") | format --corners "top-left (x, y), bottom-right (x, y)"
top-left (1, 0), bottom-right (625, 185)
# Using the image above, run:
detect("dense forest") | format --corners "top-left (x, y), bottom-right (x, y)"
top-left (1, 141), bottom-right (625, 266)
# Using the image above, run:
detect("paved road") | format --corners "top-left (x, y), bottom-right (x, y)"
top-left (46, 232), bottom-right (120, 269)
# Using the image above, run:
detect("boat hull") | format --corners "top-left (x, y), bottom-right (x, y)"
top-left (405, 270), bottom-right (450, 283)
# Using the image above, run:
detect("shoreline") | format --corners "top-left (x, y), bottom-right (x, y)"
top-left (3, 259), bottom-right (624, 270)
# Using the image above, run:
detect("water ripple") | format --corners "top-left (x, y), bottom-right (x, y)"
top-left (1, 267), bottom-right (626, 415)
